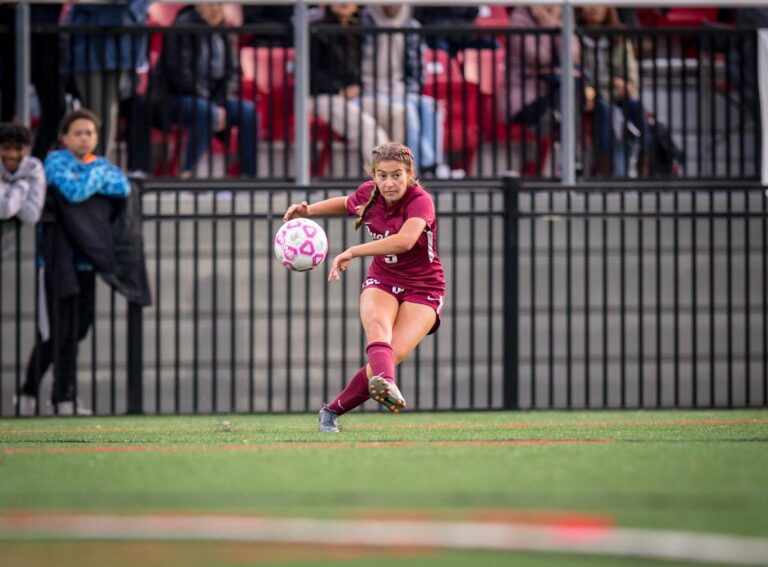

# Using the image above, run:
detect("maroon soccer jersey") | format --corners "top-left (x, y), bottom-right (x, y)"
top-left (346, 181), bottom-right (445, 294)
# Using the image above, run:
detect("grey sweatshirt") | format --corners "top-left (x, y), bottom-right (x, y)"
top-left (0, 156), bottom-right (46, 224)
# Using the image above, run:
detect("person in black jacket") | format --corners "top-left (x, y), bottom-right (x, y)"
top-left (17, 109), bottom-right (150, 416)
top-left (309, 4), bottom-right (388, 166)
top-left (153, 4), bottom-right (257, 177)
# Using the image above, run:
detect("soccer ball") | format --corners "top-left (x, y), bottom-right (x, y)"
top-left (274, 218), bottom-right (328, 272)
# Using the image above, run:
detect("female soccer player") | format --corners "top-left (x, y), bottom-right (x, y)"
top-left (283, 142), bottom-right (445, 432)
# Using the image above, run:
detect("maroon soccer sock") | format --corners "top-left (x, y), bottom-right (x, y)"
top-left (366, 341), bottom-right (396, 383)
top-left (327, 366), bottom-right (370, 415)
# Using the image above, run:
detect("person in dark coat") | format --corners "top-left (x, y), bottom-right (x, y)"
top-left (18, 108), bottom-right (150, 416)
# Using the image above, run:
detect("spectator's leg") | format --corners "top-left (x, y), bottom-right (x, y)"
top-left (179, 96), bottom-right (215, 177)
top-left (311, 95), bottom-right (388, 169)
top-left (22, 338), bottom-right (53, 398)
top-left (31, 29), bottom-right (66, 159)
top-left (592, 97), bottom-right (614, 176)
top-left (361, 96), bottom-right (405, 145)
top-left (407, 93), bottom-right (442, 170)
top-left (49, 292), bottom-right (78, 404)
top-left (124, 95), bottom-right (152, 173)
top-left (226, 98), bottom-right (257, 176)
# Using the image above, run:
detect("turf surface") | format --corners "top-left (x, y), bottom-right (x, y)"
top-left (1, 409), bottom-right (766, 566)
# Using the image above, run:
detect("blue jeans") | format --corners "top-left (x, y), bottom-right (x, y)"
top-left (176, 96), bottom-right (257, 176)
top-left (593, 96), bottom-right (649, 176)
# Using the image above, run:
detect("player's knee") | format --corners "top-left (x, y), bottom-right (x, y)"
top-left (365, 319), bottom-right (391, 342)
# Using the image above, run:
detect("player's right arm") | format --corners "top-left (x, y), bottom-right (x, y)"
top-left (283, 197), bottom-right (348, 221)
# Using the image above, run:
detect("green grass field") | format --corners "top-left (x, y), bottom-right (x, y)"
top-left (1, 409), bottom-right (767, 566)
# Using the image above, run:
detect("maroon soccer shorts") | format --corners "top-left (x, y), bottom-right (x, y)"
top-left (361, 277), bottom-right (444, 334)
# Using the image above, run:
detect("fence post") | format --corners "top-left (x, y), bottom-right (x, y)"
top-left (503, 174), bottom-right (521, 410)
top-left (15, 0), bottom-right (30, 126)
top-left (126, 302), bottom-right (143, 414)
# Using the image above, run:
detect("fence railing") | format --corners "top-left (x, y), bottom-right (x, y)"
top-left (508, 177), bottom-right (767, 408)
top-left (0, 23), bottom-right (760, 182)
top-left (0, 180), bottom-right (510, 416)
top-left (1, 179), bottom-right (766, 416)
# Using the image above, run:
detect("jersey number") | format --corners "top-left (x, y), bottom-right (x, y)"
top-left (384, 254), bottom-right (399, 264)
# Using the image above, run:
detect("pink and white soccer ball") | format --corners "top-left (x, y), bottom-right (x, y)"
top-left (274, 218), bottom-right (328, 272)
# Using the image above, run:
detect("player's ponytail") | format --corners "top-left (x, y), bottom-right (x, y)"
top-left (353, 186), bottom-right (379, 231)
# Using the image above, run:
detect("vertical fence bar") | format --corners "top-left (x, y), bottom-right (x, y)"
top-left (745, 189), bottom-right (751, 405)
top-left (487, 192), bottom-right (494, 408)
top-left (560, 4), bottom-right (575, 185)
top-left (691, 192), bottom-right (698, 406)
top-left (174, 190), bottom-right (181, 411)
top-left (127, 302), bottom-right (144, 414)
top-left (655, 189), bottom-right (662, 407)
top-left (548, 189), bottom-right (555, 407)
top-left (451, 191), bottom-right (458, 408)
top-left (530, 190), bottom-right (537, 407)
top-left (469, 193), bottom-right (476, 408)
top-left (602, 190), bottom-right (609, 407)
top-left (193, 191), bottom-right (200, 413)
top-left (708, 188), bottom-right (715, 406)
top-left (620, 192), bottom-right (626, 406)
top-left (727, 190), bottom-right (733, 406)
top-left (267, 193), bottom-right (275, 412)
top-left (294, 0), bottom-right (310, 186)
top-left (248, 191), bottom-right (256, 412)
top-left (674, 190), bottom-right (680, 406)
top-left (584, 191), bottom-right (590, 407)
top-left (566, 189), bottom-right (572, 408)
top-left (503, 175), bottom-right (520, 410)
top-left (638, 190), bottom-right (644, 406)
top-left (230, 190), bottom-right (237, 412)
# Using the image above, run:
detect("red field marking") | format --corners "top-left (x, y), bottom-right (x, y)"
top-left (350, 507), bottom-right (615, 529)
top-left (2, 438), bottom-right (609, 455)
top-left (2, 511), bottom-right (767, 564)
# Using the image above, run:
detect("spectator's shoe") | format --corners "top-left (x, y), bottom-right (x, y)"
top-left (13, 394), bottom-right (37, 417)
top-left (368, 375), bottom-right (406, 413)
top-left (318, 405), bottom-right (340, 433)
top-left (54, 400), bottom-right (93, 416)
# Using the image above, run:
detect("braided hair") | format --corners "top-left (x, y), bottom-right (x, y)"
top-left (353, 143), bottom-right (417, 231)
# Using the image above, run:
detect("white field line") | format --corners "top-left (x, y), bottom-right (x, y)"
top-left (1, 514), bottom-right (768, 565)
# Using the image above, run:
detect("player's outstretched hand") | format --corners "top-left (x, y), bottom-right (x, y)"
top-left (328, 250), bottom-right (354, 282)
top-left (283, 201), bottom-right (309, 222)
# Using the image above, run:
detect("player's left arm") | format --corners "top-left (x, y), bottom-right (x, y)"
top-left (328, 217), bottom-right (427, 281)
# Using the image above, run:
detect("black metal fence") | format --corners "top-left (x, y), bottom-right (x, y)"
top-left (1, 179), bottom-right (766, 416)
top-left (509, 178), bottom-right (767, 408)
top-left (0, 180), bottom-right (508, 416)
top-left (0, 22), bottom-right (760, 181)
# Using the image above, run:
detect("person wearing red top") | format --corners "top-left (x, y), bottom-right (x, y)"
top-left (283, 142), bottom-right (445, 433)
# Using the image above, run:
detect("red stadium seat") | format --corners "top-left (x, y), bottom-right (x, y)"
top-left (422, 48), bottom-right (480, 171)
top-left (243, 46), bottom-right (340, 176)
top-left (462, 48), bottom-right (550, 176)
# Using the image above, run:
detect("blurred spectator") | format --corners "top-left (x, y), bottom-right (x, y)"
top-left (0, 4), bottom-right (67, 159)
top-left (413, 6), bottom-right (494, 55)
top-left (727, 9), bottom-right (768, 111)
top-left (500, 6), bottom-right (580, 132)
top-left (0, 122), bottom-right (46, 224)
top-left (578, 6), bottom-right (650, 177)
top-left (152, 4), bottom-right (258, 177)
top-left (361, 4), bottom-right (446, 176)
top-left (18, 109), bottom-right (146, 416)
top-left (309, 4), bottom-right (388, 166)
top-left (242, 4), bottom-right (294, 47)
top-left (66, 0), bottom-right (151, 160)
